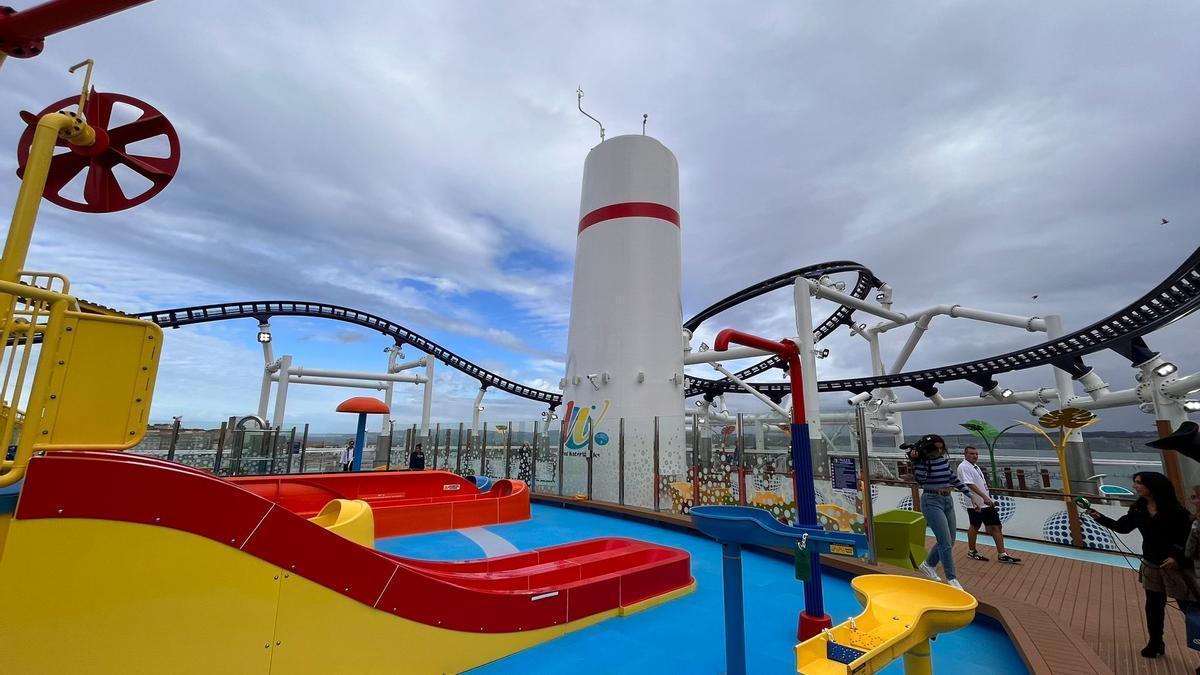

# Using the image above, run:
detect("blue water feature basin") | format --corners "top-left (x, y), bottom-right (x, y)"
top-left (690, 505), bottom-right (868, 557)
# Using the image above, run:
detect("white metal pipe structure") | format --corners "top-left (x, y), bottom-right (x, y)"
top-left (1165, 371), bottom-right (1200, 396)
top-left (269, 374), bottom-right (386, 390)
top-left (871, 304), bottom-right (1045, 335)
top-left (288, 366), bottom-right (426, 384)
top-left (793, 280), bottom-right (823, 445)
top-left (889, 314), bottom-right (933, 374)
top-left (683, 345), bottom-right (775, 365)
top-left (390, 357), bottom-right (429, 373)
top-left (1143, 358), bottom-right (1200, 491)
top-left (884, 386), bottom-right (1142, 413)
top-left (711, 363), bottom-right (791, 418)
top-left (420, 358), bottom-right (434, 436)
top-left (471, 387), bottom-right (486, 435)
top-left (272, 354), bottom-right (292, 429)
top-left (1076, 369), bottom-right (1111, 400)
top-left (1044, 314), bottom-right (1094, 490)
top-left (805, 278), bottom-right (908, 323)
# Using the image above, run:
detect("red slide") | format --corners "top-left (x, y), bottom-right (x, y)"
top-left (14, 452), bottom-right (693, 633)
top-left (230, 469), bottom-right (530, 537)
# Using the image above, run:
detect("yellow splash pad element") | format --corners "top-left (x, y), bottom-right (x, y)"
top-left (795, 575), bottom-right (977, 675)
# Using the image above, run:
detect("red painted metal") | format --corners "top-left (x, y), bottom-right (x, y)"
top-left (713, 329), bottom-right (804, 424)
top-left (15, 451), bottom-right (692, 633)
top-left (577, 201), bottom-right (680, 234)
top-left (230, 470), bottom-right (530, 537)
top-left (15, 90), bottom-right (180, 213)
top-left (0, 0), bottom-right (151, 58)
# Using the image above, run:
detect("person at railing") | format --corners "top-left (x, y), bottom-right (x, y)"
top-left (905, 433), bottom-right (976, 591)
top-left (958, 446), bottom-right (1021, 564)
top-left (1087, 471), bottom-right (1194, 660)
top-left (341, 439), bottom-right (354, 472)
top-left (408, 443), bottom-right (426, 471)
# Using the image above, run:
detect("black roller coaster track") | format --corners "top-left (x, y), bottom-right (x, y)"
top-left (135, 246), bottom-right (1200, 408)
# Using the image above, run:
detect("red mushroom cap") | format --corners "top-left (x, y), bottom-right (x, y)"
top-left (335, 396), bottom-right (390, 414)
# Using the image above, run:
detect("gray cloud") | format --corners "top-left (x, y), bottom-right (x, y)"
top-left (2, 1), bottom-right (1197, 433)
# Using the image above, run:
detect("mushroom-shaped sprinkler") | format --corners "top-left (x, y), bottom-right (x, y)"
top-left (336, 396), bottom-right (390, 471)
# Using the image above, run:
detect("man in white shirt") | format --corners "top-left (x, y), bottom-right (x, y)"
top-left (958, 446), bottom-right (1020, 564)
top-left (341, 440), bottom-right (355, 472)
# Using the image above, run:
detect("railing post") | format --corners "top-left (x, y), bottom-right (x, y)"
top-left (298, 423), bottom-right (309, 473)
top-left (736, 413), bottom-right (746, 506)
top-left (691, 414), bottom-right (700, 509)
top-left (855, 405), bottom-right (877, 565)
top-left (167, 418), bottom-right (181, 462)
top-left (285, 426), bottom-right (296, 474)
top-left (1003, 467), bottom-right (1014, 489)
top-left (432, 423), bottom-right (441, 468)
top-left (586, 427), bottom-right (594, 501)
top-left (1040, 468), bottom-right (1051, 489)
top-left (213, 421), bottom-right (228, 475)
top-left (531, 421), bottom-right (540, 490)
top-left (504, 421), bottom-right (513, 479)
top-left (1016, 468), bottom-right (1028, 491)
top-left (456, 423), bottom-right (464, 475)
top-left (653, 416), bottom-right (661, 512)
top-left (481, 422), bottom-right (489, 476)
top-left (557, 424), bottom-right (566, 497)
top-left (618, 417), bottom-right (625, 505)
top-left (443, 428), bottom-right (451, 470)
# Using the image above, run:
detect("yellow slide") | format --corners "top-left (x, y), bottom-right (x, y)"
top-left (795, 575), bottom-right (977, 675)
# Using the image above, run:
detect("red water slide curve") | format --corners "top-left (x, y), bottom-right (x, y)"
top-left (14, 452), bottom-right (693, 633)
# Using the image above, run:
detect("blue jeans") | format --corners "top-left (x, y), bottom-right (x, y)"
top-left (921, 492), bottom-right (957, 581)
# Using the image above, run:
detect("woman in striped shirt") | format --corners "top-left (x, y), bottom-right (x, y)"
top-left (905, 434), bottom-right (976, 590)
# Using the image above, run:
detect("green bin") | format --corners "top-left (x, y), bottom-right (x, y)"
top-left (873, 508), bottom-right (926, 570)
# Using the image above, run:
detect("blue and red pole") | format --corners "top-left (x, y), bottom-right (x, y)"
top-left (714, 329), bottom-right (831, 640)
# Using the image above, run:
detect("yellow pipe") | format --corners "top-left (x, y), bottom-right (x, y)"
top-left (0, 113), bottom-right (94, 284)
top-left (902, 638), bottom-right (933, 675)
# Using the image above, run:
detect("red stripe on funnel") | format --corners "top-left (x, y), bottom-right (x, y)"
top-left (578, 201), bottom-right (680, 234)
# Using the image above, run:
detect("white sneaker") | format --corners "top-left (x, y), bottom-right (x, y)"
top-left (918, 562), bottom-right (942, 581)
top-left (947, 579), bottom-right (964, 590)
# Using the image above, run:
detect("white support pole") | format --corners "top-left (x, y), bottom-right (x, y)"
top-left (471, 387), bottom-right (486, 435)
top-left (1164, 371), bottom-right (1200, 397)
top-left (420, 358), bottom-right (434, 436)
top-left (792, 281), bottom-right (822, 444)
top-left (889, 314), bottom-right (933, 374)
top-left (1044, 314), bottom-right (1094, 491)
top-left (382, 382), bottom-right (395, 435)
top-left (257, 323), bottom-right (274, 420)
top-left (272, 354), bottom-right (292, 429)
top-left (711, 362), bottom-right (791, 418)
top-left (257, 367), bottom-right (273, 420)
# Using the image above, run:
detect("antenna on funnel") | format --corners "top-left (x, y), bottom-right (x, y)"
top-left (577, 87), bottom-right (604, 142)
top-left (642, 114), bottom-right (648, 135)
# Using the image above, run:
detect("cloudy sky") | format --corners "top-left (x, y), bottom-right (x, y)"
top-left (1, 1), bottom-right (1197, 435)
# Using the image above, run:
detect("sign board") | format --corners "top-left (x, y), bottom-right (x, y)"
top-left (831, 457), bottom-right (858, 492)
top-left (829, 543), bottom-right (856, 556)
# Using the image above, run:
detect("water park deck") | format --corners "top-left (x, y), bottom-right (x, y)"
top-left (532, 495), bottom-right (1191, 675)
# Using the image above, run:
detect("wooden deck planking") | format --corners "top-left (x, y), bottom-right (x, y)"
top-left (947, 537), bottom-right (1196, 675)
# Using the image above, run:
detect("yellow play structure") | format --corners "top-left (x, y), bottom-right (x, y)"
top-left (795, 575), bottom-right (977, 675)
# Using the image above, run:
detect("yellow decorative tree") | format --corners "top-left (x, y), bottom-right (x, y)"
top-left (1015, 407), bottom-right (1099, 496)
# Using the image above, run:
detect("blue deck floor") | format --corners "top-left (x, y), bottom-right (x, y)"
top-left (377, 504), bottom-right (1027, 674)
